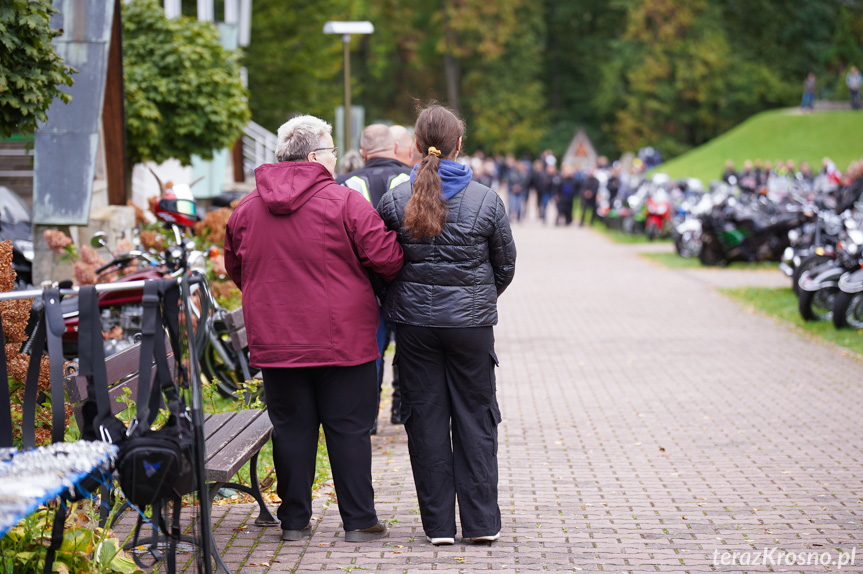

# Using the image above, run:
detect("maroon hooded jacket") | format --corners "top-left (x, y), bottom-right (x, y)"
top-left (224, 162), bottom-right (404, 368)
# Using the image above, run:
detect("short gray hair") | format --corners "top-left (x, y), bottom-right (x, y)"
top-left (360, 124), bottom-right (393, 156)
top-left (276, 115), bottom-right (332, 162)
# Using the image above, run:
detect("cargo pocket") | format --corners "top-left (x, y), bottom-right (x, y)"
top-left (488, 350), bottom-right (499, 394)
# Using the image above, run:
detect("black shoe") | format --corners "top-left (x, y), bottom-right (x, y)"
top-left (344, 520), bottom-right (388, 542)
top-left (281, 522), bottom-right (313, 541)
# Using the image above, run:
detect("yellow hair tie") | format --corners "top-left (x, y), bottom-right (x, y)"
top-left (427, 146), bottom-right (441, 157)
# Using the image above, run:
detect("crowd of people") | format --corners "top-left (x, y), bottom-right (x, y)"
top-left (719, 157), bottom-right (845, 196)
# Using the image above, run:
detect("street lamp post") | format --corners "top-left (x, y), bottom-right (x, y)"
top-left (323, 21), bottom-right (373, 152)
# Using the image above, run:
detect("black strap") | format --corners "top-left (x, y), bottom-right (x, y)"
top-left (167, 494), bottom-right (182, 574)
top-left (43, 288), bottom-right (66, 444)
top-left (134, 281), bottom-right (164, 430)
top-left (77, 286), bottom-right (126, 444)
top-left (43, 500), bottom-right (68, 574)
top-left (21, 313), bottom-right (46, 450)
top-left (0, 315), bottom-right (13, 447)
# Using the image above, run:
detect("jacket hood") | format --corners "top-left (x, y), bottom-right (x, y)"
top-left (254, 161), bottom-right (334, 215)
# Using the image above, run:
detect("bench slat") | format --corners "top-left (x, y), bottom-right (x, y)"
top-left (203, 410), bottom-right (264, 463)
top-left (205, 411), bottom-right (272, 483)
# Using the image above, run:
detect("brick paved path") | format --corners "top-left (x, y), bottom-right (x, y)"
top-left (204, 221), bottom-right (863, 573)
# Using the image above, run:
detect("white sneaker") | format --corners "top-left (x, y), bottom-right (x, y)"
top-left (466, 532), bottom-right (501, 543)
top-left (427, 536), bottom-right (455, 545)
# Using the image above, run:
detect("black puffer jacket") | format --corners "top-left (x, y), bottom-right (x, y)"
top-left (377, 180), bottom-right (516, 327)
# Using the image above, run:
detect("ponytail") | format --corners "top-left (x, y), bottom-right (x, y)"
top-left (404, 152), bottom-right (446, 239)
top-left (403, 105), bottom-right (464, 240)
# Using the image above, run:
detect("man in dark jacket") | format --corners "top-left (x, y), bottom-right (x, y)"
top-left (580, 167), bottom-right (600, 227)
top-left (337, 124), bottom-right (411, 207)
top-left (225, 115), bottom-right (403, 543)
top-left (337, 124), bottom-right (413, 430)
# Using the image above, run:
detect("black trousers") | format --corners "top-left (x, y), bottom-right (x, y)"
top-left (395, 324), bottom-right (502, 538)
top-left (262, 362), bottom-right (378, 532)
top-left (580, 198), bottom-right (597, 226)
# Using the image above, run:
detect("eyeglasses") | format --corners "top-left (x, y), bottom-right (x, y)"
top-left (311, 147), bottom-right (338, 158)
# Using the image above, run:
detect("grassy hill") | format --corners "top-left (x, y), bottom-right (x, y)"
top-left (655, 108), bottom-right (863, 185)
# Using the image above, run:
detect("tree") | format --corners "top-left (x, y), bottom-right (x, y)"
top-left (243, 0), bottom-right (350, 133)
top-left (0, 0), bottom-right (75, 138)
top-left (460, 0), bottom-right (548, 154)
top-left (123, 0), bottom-right (249, 166)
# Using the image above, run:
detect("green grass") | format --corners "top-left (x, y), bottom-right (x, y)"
top-left (592, 223), bottom-right (671, 244)
top-left (657, 109), bottom-right (863, 186)
top-left (722, 287), bottom-right (863, 356)
top-left (640, 252), bottom-right (779, 270)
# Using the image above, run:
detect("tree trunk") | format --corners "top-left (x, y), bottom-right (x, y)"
top-left (444, 53), bottom-right (460, 112)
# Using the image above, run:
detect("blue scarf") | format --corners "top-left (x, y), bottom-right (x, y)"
top-left (409, 159), bottom-right (474, 200)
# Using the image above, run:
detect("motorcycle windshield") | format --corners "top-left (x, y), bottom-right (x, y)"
top-left (0, 186), bottom-right (31, 225)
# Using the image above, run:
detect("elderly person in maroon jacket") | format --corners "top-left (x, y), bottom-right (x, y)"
top-left (224, 114), bottom-right (403, 543)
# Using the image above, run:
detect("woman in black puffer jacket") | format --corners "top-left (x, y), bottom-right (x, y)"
top-left (377, 104), bottom-right (516, 546)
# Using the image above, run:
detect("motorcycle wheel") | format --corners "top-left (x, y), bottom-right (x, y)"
top-left (200, 326), bottom-right (262, 400)
top-left (792, 254), bottom-right (831, 296)
top-left (832, 291), bottom-right (863, 329)
top-left (798, 286), bottom-right (837, 322)
top-left (646, 222), bottom-right (658, 241)
top-left (698, 235), bottom-right (726, 266)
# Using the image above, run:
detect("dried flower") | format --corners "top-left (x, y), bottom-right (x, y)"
top-left (73, 260), bottom-right (98, 286)
top-left (0, 240), bottom-right (15, 293)
top-left (1, 299), bottom-right (33, 343)
top-left (194, 207), bottom-right (232, 245)
top-left (79, 245), bottom-right (105, 267)
top-left (43, 229), bottom-right (73, 254)
top-left (127, 200), bottom-right (150, 226)
top-left (115, 237), bottom-right (133, 254)
top-left (140, 229), bottom-right (165, 251)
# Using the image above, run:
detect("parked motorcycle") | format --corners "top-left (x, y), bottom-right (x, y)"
top-left (645, 188), bottom-right (672, 240)
top-left (698, 195), bottom-right (809, 266)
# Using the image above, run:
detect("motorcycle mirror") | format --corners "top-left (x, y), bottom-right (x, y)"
top-left (90, 231), bottom-right (108, 249)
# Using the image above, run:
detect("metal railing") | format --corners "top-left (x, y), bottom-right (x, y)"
top-left (242, 120), bottom-right (277, 174)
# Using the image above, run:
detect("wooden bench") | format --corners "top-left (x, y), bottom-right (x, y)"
top-left (64, 339), bottom-right (279, 573)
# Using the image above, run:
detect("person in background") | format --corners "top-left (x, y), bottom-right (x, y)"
top-left (530, 158), bottom-right (548, 221)
top-left (847, 66), bottom-right (862, 110)
top-left (377, 104), bottom-right (516, 547)
top-left (580, 167), bottom-right (600, 227)
top-left (339, 150), bottom-right (365, 175)
top-left (721, 160), bottom-right (737, 184)
top-left (556, 164), bottom-right (578, 226)
top-left (225, 115), bottom-right (403, 543)
top-left (754, 159), bottom-right (765, 188)
top-left (337, 124), bottom-right (413, 432)
top-left (507, 160), bottom-right (530, 222)
top-left (801, 73), bottom-right (816, 111)
top-left (391, 124), bottom-right (419, 168)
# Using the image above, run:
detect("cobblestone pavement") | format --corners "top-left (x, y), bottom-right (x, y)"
top-left (200, 221), bottom-right (863, 573)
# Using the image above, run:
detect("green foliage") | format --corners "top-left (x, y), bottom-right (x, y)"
top-left (123, 0), bottom-right (249, 166)
top-left (0, 0), bottom-right (75, 138)
top-left (459, 0), bottom-right (548, 154)
top-left (0, 502), bottom-right (143, 574)
top-left (243, 0), bottom-right (863, 158)
top-left (657, 109), bottom-right (863, 185)
top-left (243, 0), bottom-right (349, 132)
